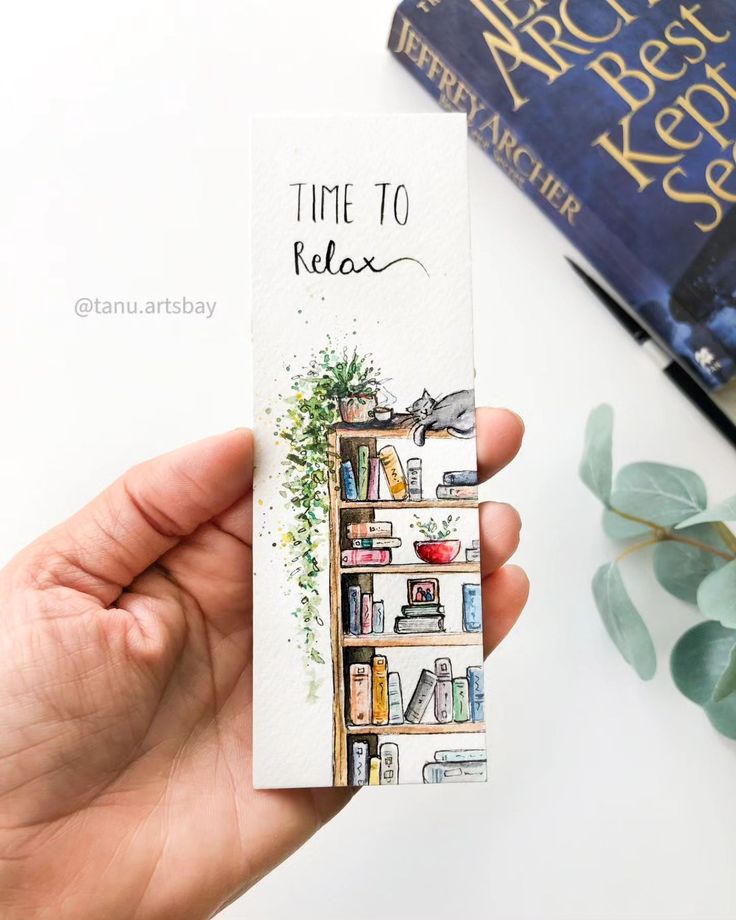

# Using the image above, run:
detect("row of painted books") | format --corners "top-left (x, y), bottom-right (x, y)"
top-left (350, 743), bottom-right (488, 785)
top-left (348, 655), bottom-right (484, 726)
top-left (341, 520), bottom-right (399, 568)
top-left (341, 446), bottom-right (478, 503)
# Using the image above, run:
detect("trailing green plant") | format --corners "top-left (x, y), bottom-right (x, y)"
top-left (580, 404), bottom-right (736, 738)
top-left (410, 514), bottom-right (458, 541)
top-left (274, 339), bottom-right (381, 700)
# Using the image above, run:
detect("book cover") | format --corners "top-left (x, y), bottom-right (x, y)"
top-left (380, 742), bottom-right (400, 785)
top-left (349, 663), bottom-right (372, 726)
top-left (394, 614), bottom-right (446, 634)
top-left (443, 470), bottom-right (478, 486)
top-left (357, 445), bottom-right (370, 501)
top-left (341, 549), bottom-right (392, 568)
top-left (346, 521), bottom-right (393, 540)
top-left (405, 669), bottom-right (438, 723)
top-left (434, 657), bottom-right (454, 724)
top-left (351, 740), bottom-right (370, 786)
top-left (352, 537), bottom-right (402, 548)
top-left (467, 665), bottom-right (485, 723)
top-left (436, 484), bottom-right (478, 500)
top-left (453, 676), bottom-right (471, 723)
top-left (389, 1), bottom-right (736, 391)
top-left (423, 760), bottom-right (488, 784)
top-left (462, 582), bottom-right (482, 632)
top-left (341, 460), bottom-right (358, 502)
top-left (372, 599), bottom-right (385, 634)
top-left (379, 445), bottom-right (409, 500)
top-left (388, 672), bottom-right (404, 724)
top-left (361, 592), bottom-right (373, 634)
top-left (367, 457), bottom-right (381, 501)
top-left (252, 115), bottom-right (486, 788)
top-left (347, 584), bottom-right (362, 637)
top-left (372, 655), bottom-right (389, 725)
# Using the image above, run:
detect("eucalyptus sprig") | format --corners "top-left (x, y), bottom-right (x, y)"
top-left (580, 404), bottom-right (736, 739)
top-left (410, 514), bottom-right (458, 541)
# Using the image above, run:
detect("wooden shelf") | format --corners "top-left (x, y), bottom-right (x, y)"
top-left (342, 633), bottom-right (482, 647)
top-left (339, 499), bottom-right (477, 510)
top-left (346, 722), bottom-right (485, 735)
top-left (334, 423), bottom-right (455, 439)
top-left (341, 562), bottom-right (480, 575)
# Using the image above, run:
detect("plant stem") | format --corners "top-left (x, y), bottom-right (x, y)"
top-left (616, 537), bottom-right (660, 562)
top-left (608, 505), bottom-right (736, 562)
top-left (714, 521), bottom-right (736, 556)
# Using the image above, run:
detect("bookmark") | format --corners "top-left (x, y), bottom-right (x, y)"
top-left (252, 115), bottom-right (487, 788)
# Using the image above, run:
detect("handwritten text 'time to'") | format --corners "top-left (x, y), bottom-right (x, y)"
top-left (289, 182), bottom-right (429, 278)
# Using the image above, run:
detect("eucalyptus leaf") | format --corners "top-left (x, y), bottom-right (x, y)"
top-left (676, 494), bottom-right (736, 529)
top-left (697, 560), bottom-right (736, 627)
top-left (579, 404), bottom-right (613, 505)
top-left (671, 621), bottom-right (736, 738)
top-left (610, 462), bottom-right (706, 527)
top-left (653, 524), bottom-right (729, 604)
top-left (712, 643), bottom-right (736, 703)
top-left (602, 508), bottom-right (650, 540)
top-left (592, 562), bottom-right (656, 679)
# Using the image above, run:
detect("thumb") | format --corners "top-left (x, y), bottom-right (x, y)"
top-left (10, 429), bottom-right (253, 607)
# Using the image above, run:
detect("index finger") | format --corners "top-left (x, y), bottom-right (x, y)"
top-left (475, 407), bottom-right (525, 483)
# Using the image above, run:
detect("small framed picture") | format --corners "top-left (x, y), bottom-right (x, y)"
top-left (407, 577), bottom-right (440, 606)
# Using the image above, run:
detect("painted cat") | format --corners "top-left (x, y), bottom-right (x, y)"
top-left (407, 389), bottom-right (476, 446)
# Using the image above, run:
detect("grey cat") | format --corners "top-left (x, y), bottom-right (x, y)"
top-left (407, 389), bottom-right (476, 446)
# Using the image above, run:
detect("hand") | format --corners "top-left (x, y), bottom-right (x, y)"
top-left (0, 409), bottom-right (528, 920)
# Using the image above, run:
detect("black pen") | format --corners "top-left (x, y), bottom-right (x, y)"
top-left (566, 258), bottom-right (736, 449)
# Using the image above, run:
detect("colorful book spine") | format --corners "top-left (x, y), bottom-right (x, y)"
top-left (347, 584), bottom-right (361, 636)
top-left (367, 457), bottom-right (380, 501)
top-left (407, 458), bottom-right (422, 501)
top-left (352, 537), bottom-right (402, 548)
top-left (361, 592), bottom-right (373, 634)
top-left (453, 677), bottom-right (470, 723)
top-left (423, 761), bottom-right (487, 784)
top-left (378, 445), bottom-right (408, 501)
top-left (379, 742), bottom-right (399, 785)
top-left (372, 600), bottom-right (385, 634)
top-left (351, 740), bottom-right (370, 786)
top-left (372, 655), bottom-right (389, 725)
top-left (405, 669), bottom-right (437, 724)
top-left (435, 749), bottom-right (486, 764)
top-left (467, 665), bottom-right (485, 723)
top-left (434, 657), bottom-right (454, 724)
top-left (443, 470), bottom-right (478, 486)
top-left (388, 672), bottom-right (404, 724)
top-left (349, 663), bottom-right (372, 725)
top-left (341, 460), bottom-right (358, 501)
top-left (341, 549), bottom-right (391, 567)
top-left (357, 445), bottom-right (369, 501)
top-left (394, 615), bottom-right (445, 634)
top-left (369, 756), bottom-right (381, 786)
top-left (346, 521), bottom-right (393, 540)
top-left (462, 583), bottom-right (482, 633)
top-left (436, 485), bottom-right (478, 500)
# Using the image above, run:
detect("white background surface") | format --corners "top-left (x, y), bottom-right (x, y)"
top-left (1, 3), bottom-right (734, 919)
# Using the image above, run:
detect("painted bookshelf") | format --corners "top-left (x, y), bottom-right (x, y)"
top-left (328, 422), bottom-right (485, 786)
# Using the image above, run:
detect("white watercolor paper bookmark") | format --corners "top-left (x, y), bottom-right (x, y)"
top-left (252, 115), bottom-right (486, 789)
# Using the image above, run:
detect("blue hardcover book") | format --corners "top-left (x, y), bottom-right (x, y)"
top-left (351, 740), bottom-right (370, 786)
top-left (341, 460), bottom-right (358, 501)
top-left (467, 665), bottom-right (485, 722)
top-left (435, 749), bottom-right (487, 764)
top-left (462, 583), bottom-right (482, 633)
top-left (423, 760), bottom-right (487, 784)
top-left (389, 1), bottom-right (736, 391)
top-left (347, 584), bottom-right (362, 637)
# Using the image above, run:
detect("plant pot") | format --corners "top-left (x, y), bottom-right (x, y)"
top-left (339, 394), bottom-right (377, 424)
top-left (414, 540), bottom-right (461, 565)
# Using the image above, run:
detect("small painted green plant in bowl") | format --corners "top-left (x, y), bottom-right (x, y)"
top-left (410, 514), bottom-right (460, 564)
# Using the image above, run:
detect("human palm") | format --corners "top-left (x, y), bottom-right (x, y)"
top-left (0, 409), bottom-right (527, 920)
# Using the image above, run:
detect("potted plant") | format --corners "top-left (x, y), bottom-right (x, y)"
top-left (410, 514), bottom-right (461, 564)
top-left (321, 347), bottom-right (380, 424)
